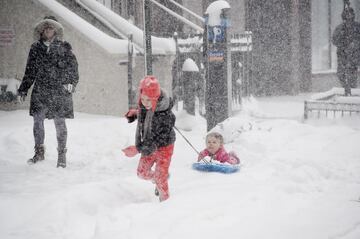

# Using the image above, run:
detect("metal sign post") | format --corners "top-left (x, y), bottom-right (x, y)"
top-left (127, 34), bottom-right (135, 108)
top-left (143, 0), bottom-right (153, 75)
top-left (204, 1), bottom-right (231, 131)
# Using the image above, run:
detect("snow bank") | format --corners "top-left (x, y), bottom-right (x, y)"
top-left (0, 78), bottom-right (20, 94)
top-left (182, 58), bottom-right (199, 72)
top-left (310, 87), bottom-right (360, 101)
top-left (174, 109), bottom-right (206, 132)
top-left (1, 94), bottom-right (360, 239)
top-left (336, 96), bottom-right (360, 104)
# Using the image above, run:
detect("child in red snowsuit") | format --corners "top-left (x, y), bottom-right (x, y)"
top-left (123, 76), bottom-right (176, 202)
top-left (198, 132), bottom-right (240, 165)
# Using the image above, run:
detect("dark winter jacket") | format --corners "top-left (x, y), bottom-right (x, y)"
top-left (135, 91), bottom-right (176, 156)
top-left (332, 21), bottom-right (360, 68)
top-left (18, 38), bottom-right (79, 119)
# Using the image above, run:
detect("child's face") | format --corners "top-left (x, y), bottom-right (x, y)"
top-left (140, 94), bottom-right (152, 110)
top-left (206, 136), bottom-right (221, 154)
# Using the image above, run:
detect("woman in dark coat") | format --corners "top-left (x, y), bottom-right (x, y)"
top-left (332, 6), bottom-right (360, 96)
top-left (18, 16), bottom-right (79, 168)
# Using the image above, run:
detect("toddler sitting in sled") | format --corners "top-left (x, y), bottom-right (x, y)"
top-left (198, 132), bottom-right (240, 165)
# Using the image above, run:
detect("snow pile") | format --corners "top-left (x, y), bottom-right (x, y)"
top-left (310, 87), bottom-right (360, 101)
top-left (336, 96), bottom-right (360, 104)
top-left (174, 109), bottom-right (206, 132)
top-left (0, 78), bottom-right (20, 94)
top-left (310, 87), bottom-right (345, 100)
top-left (182, 58), bottom-right (199, 72)
top-left (1, 94), bottom-right (360, 239)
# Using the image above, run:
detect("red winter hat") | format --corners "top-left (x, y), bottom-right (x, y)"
top-left (139, 76), bottom-right (161, 111)
top-left (140, 76), bottom-right (161, 99)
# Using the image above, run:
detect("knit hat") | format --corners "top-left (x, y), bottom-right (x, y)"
top-left (34, 15), bottom-right (64, 41)
top-left (139, 76), bottom-right (161, 111)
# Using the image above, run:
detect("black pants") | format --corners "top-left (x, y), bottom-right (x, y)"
top-left (33, 110), bottom-right (67, 150)
top-left (337, 64), bottom-right (358, 95)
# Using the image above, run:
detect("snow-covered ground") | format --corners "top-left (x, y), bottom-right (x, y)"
top-left (1, 94), bottom-right (360, 239)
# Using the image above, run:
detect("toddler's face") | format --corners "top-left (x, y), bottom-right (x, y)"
top-left (206, 136), bottom-right (221, 154)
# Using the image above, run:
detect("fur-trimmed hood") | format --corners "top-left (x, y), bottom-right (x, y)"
top-left (33, 16), bottom-right (64, 41)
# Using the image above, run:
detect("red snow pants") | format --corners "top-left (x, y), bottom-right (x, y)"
top-left (137, 144), bottom-right (174, 201)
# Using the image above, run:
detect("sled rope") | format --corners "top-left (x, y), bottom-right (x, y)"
top-left (174, 126), bottom-right (210, 164)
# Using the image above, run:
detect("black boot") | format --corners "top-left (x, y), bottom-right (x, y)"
top-left (57, 148), bottom-right (67, 168)
top-left (27, 144), bottom-right (45, 164)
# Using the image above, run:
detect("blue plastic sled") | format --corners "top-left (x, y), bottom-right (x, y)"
top-left (192, 162), bottom-right (240, 174)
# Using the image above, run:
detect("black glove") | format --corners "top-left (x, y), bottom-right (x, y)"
top-left (125, 109), bottom-right (138, 123)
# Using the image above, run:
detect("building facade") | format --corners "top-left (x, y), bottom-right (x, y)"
top-left (91, 0), bottom-right (360, 94)
top-left (1, 0), bottom-right (359, 115)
